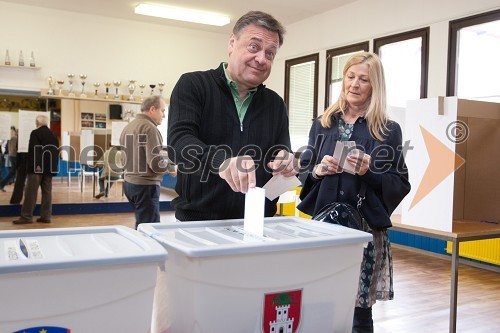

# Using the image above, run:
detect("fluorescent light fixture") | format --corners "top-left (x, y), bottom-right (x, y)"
top-left (134, 3), bottom-right (230, 27)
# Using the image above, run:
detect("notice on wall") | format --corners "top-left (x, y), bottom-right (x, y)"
top-left (111, 121), bottom-right (128, 146)
top-left (61, 131), bottom-right (70, 161)
top-left (0, 112), bottom-right (12, 141)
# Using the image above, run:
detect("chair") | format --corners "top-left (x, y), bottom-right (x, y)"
top-left (79, 163), bottom-right (99, 193)
top-left (103, 150), bottom-right (125, 197)
top-left (276, 190), bottom-right (299, 216)
top-left (104, 171), bottom-right (124, 197)
top-left (66, 161), bottom-right (81, 187)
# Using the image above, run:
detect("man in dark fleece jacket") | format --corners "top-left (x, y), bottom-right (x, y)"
top-left (168, 11), bottom-right (298, 221)
top-left (13, 114), bottom-right (59, 224)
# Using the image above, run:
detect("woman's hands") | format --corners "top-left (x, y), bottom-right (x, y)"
top-left (313, 152), bottom-right (371, 178)
top-left (313, 155), bottom-right (343, 178)
top-left (346, 152), bottom-right (371, 176)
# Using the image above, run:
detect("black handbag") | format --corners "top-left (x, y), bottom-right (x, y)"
top-left (312, 184), bottom-right (370, 232)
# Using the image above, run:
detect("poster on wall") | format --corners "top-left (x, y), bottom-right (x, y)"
top-left (94, 113), bottom-right (107, 129)
top-left (18, 110), bottom-right (51, 153)
top-left (0, 112), bottom-right (12, 141)
top-left (81, 112), bottom-right (94, 120)
top-left (81, 112), bottom-right (94, 128)
top-left (81, 121), bottom-right (93, 128)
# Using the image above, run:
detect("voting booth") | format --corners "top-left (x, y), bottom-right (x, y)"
top-left (401, 97), bottom-right (500, 232)
top-left (0, 226), bottom-right (167, 332)
top-left (139, 216), bottom-right (372, 333)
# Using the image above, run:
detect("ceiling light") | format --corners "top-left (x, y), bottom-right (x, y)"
top-left (134, 3), bottom-right (230, 27)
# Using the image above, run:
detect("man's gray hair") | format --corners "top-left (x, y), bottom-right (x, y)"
top-left (36, 114), bottom-right (49, 126)
top-left (141, 95), bottom-right (162, 112)
top-left (233, 11), bottom-right (286, 47)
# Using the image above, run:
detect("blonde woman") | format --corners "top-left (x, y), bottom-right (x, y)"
top-left (298, 52), bottom-right (411, 332)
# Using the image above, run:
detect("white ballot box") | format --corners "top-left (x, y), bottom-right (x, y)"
top-left (139, 216), bottom-right (372, 333)
top-left (0, 226), bottom-right (167, 333)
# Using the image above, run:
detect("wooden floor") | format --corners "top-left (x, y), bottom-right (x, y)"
top-left (374, 246), bottom-right (499, 333)
top-left (0, 176), bottom-right (177, 206)
top-left (0, 179), bottom-right (498, 332)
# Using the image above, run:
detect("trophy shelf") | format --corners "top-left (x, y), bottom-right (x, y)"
top-left (0, 64), bottom-right (41, 70)
top-left (40, 89), bottom-right (146, 104)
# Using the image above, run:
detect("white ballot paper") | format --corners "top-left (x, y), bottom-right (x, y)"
top-left (244, 187), bottom-right (266, 237)
top-left (262, 174), bottom-right (301, 201)
top-left (333, 141), bottom-right (363, 175)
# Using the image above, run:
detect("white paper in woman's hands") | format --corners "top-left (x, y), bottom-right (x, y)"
top-left (333, 141), bottom-right (363, 175)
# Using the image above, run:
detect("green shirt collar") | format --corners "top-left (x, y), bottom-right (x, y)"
top-left (223, 63), bottom-right (258, 94)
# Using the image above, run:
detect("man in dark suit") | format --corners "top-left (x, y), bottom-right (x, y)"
top-left (13, 114), bottom-right (59, 224)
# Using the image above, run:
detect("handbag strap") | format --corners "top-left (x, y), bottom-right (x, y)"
top-left (356, 182), bottom-right (367, 209)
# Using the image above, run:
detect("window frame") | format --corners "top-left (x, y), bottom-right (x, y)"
top-left (324, 42), bottom-right (369, 109)
top-left (446, 8), bottom-right (500, 96)
top-left (284, 53), bottom-right (319, 120)
top-left (373, 27), bottom-right (429, 100)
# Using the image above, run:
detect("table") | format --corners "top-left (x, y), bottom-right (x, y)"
top-left (390, 216), bottom-right (500, 333)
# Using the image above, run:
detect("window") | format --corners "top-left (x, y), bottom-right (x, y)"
top-left (447, 9), bottom-right (500, 102)
top-left (284, 53), bottom-right (319, 151)
top-left (325, 42), bottom-right (369, 109)
top-left (374, 28), bottom-right (429, 107)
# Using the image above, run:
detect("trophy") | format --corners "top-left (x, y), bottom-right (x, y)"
top-left (121, 109), bottom-right (135, 121)
top-left (139, 84), bottom-right (146, 100)
top-left (57, 79), bottom-right (65, 95)
top-left (127, 79), bottom-right (136, 101)
top-left (29, 51), bottom-right (36, 67)
top-left (158, 82), bottom-right (165, 96)
top-left (47, 76), bottom-right (55, 95)
top-left (4, 49), bottom-right (10, 65)
top-left (67, 73), bottom-right (75, 97)
top-left (104, 82), bottom-right (111, 99)
top-left (93, 82), bottom-right (100, 98)
top-left (113, 80), bottom-right (121, 99)
top-left (79, 74), bottom-right (87, 98)
top-left (18, 50), bottom-right (24, 66)
top-left (149, 84), bottom-right (156, 96)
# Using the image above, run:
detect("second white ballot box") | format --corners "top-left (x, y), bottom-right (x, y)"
top-left (139, 216), bottom-right (372, 333)
top-left (0, 225), bottom-right (167, 333)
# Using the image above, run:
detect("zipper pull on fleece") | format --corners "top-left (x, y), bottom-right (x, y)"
top-left (240, 122), bottom-right (243, 132)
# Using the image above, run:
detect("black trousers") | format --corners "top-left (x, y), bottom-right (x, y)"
top-left (352, 307), bottom-right (373, 333)
top-left (10, 153), bottom-right (27, 204)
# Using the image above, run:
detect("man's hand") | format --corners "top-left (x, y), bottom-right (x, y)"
top-left (219, 155), bottom-right (256, 193)
top-left (267, 149), bottom-right (299, 177)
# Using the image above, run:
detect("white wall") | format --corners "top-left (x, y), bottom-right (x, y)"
top-left (267, 0), bottom-right (500, 115)
top-left (0, 1), bottom-right (228, 96)
top-left (2, 0), bottom-right (500, 109)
